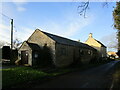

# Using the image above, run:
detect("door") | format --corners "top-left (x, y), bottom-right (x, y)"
top-left (21, 51), bottom-right (28, 64)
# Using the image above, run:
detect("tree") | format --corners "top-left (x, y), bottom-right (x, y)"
top-left (0, 41), bottom-right (10, 48)
top-left (113, 2), bottom-right (120, 31)
top-left (113, 2), bottom-right (120, 57)
top-left (77, 1), bottom-right (119, 50)
top-left (13, 38), bottom-right (22, 49)
top-left (77, 1), bottom-right (109, 17)
top-left (77, 1), bottom-right (89, 18)
top-left (116, 50), bottom-right (120, 57)
top-left (0, 41), bottom-right (6, 48)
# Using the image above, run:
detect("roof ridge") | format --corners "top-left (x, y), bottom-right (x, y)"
top-left (41, 30), bottom-right (80, 43)
top-left (94, 39), bottom-right (106, 47)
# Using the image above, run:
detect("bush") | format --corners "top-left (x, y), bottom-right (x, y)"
top-left (113, 61), bottom-right (120, 88)
top-left (35, 45), bottom-right (54, 68)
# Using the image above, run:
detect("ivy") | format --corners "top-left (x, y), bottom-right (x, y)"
top-left (113, 2), bottom-right (120, 50)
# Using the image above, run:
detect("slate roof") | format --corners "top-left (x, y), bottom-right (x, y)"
top-left (95, 39), bottom-right (106, 48)
top-left (40, 30), bottom-right (96, 50)
top-left (26, 41), bottom-right (42, 51)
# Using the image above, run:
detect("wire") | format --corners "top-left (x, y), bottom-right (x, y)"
top-left (0, 12), bottom-right (12, 20)
top-left (0, 12), bottom-right (21, 39)
top-left (13, 26), bottom-right (17, 32)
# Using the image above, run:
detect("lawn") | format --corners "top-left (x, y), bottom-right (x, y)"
top-left (2, 67), bottom-right (48, 88)
top-left (1, 66), bottom-right (73, 88)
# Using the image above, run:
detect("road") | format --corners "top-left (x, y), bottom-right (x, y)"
top-left (35, 61), bottom-right (120, 88)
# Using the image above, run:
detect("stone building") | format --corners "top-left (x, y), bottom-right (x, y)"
top-left (107, 51), bottom-right (119, 59)
top-left (85, 33), bottom-right (107, 58)
top-left (18, 29), bottom-right (98, 67)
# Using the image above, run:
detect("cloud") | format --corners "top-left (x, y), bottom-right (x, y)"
top-left (0, 24), bottom-right (10, 30)
top-left (39, 14), bottom-right (93, 40)
top-left (63, 18), bottom-right (91, 37)
top-left (17, 7), bottom-right (26, 12)
top-left (15, 27), bottom-right (34, 42)
top-left (0, 24), bottom-right (11, 43)
top-left (12, 1), bottom-right (27, 12)
top-left (12, 0), bottom-right (28, 2)
top-left (0, 23), bottom-right (34, 44)
top-left (0, 16), bottom-right (93, 47)
top-left (100, 33), bottom-right (118, 52)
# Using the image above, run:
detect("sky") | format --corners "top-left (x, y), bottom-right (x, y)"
top-left (0, 1), bottom-right (118, 52)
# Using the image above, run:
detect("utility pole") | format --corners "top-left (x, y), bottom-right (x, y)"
top-left (10, 19), bottom-right (13, 64)
top-left (11, 19), bottom-right (13, 50)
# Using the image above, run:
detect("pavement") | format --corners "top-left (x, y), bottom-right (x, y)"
top-left (1, 65), bottom-right (17, 69)
top-left (34, 61), bottom-right (120, 88)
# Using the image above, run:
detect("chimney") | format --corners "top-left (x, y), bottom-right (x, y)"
top-left (89, 33), bottom-right (93, 38)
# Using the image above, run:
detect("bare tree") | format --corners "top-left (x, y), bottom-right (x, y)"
top-left (0, 41), bottom-right (10, 48)
top-left (77, 1), bottom-right (89, 18)
top-left (77, 1), bottom-right (109, 17)
top-left (13, 38), bottom-right (22, 49)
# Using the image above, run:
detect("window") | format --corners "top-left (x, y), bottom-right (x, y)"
top-left (18, 53), bottom-right (21, 57)
top-left (34, 52), bottom-right (39, 58)
top-left (90, 51), bottom-right (93, 55)
top-left (102, 54), bottom-right (104, 57)
top-left (60, 48), bottom-right (67, 56)
top-left (88, 50), bottom-right (91, 55)
top-left (34, 53), bottom-right (38, 58)
top-left (79, 49), bottom-right (84, 55)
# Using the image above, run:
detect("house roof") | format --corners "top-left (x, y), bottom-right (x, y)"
top-left (86, 33), bottom-right (106, 48)
top-left (26, 41), bottom-right (42, 51)
top-left (39, 30), bottom-right (96, 50)
top-left (95, 39), bottom-right (106, 48)
top-left (107, 51), bottom-right (118, 56)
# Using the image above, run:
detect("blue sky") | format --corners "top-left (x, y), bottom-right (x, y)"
top-left (0, 2), bottom-right (118, 51)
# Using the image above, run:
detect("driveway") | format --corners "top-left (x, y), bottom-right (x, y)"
top-left (34, 61), bottom-right (119, 88)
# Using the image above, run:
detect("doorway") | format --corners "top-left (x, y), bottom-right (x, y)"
top-left (21, 51), bottom-right (28, 65)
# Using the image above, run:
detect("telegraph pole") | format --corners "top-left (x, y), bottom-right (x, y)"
top-left (11, 19), bottom-right (13, 50)
top-left (10, 19), bottom-right (13, 64)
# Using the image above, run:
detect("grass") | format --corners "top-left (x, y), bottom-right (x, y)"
top-left (113, 61), bottom-right (120, 88)
top-left (1, 60), bottom-right (111, 88)
top-left (2, 67), bottom-right (48, 88)
top-left (2, 66), bottom-right (75, 88)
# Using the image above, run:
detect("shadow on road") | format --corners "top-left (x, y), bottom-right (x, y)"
top-left (34, 61), bottom-right (120, 88)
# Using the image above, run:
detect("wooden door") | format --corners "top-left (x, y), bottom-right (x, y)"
top-left (21, 51), bottom-right (28, 64)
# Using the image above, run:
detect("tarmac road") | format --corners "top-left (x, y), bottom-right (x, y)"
top-left (35, 61), bottom-right (120, 88)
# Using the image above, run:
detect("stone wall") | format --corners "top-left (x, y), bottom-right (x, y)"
top-left (18, 30), bottom-right (56, 67)
top-left (18, 42), bottom-right (32, 66)
top-left (18, 29), bottom-right (99, 67)
top-left (55, 43), bottom-right (74, 67)
top-left (100, 47), bottom-right (107, 57)
top-left (85, 37), bottom-right (101, 47)
top-left (27, 30), bottom-right (55, 51)
top-left (55, 43), bottom-right (96, 67)
top-left (27, 29), bottom-right (56, 65)
top-left (85, 37), bottom-right (107, 58)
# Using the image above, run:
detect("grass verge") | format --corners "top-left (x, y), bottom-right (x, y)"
top-left (113, 61), bottom-right (120, 88)
top-left (2, 66), bottom-right (75, 88)
top-left (2, 67), bottom-right (48, 88)
top-left (2, 60), bottom-right (111, 88)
